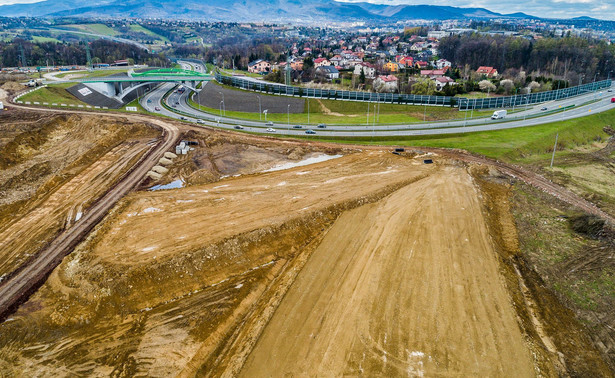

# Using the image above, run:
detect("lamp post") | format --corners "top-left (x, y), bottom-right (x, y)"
top-left (219, 100), bottom-right (223, 117)
top-left (219, 91), bottom-right (225, 115)
top-left (256, 95), bottom-right (261, 121)
top-left (287, 104), bottom-right (290, 132)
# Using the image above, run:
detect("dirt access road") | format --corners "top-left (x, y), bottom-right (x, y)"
top-left (0, 106), bottom-right (180, 320)
top-left (240, 166), bottom-right (535, 377)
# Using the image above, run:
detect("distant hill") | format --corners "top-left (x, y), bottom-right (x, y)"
top-left (0, 0), bottom-right (537, 21)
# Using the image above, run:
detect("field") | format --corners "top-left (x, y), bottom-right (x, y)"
top-left (129, 24), bottom-right (169, 42)
top-left (193, 82), bottom-right (491, 125)
top-left (19, 83), bottom-right (88, 106)
top-left (55, 69), bottom-right (130, 79)
top-left (0, 116), bottom-right (612, 376)
top-left (63, 23), bottom-right (119, 36)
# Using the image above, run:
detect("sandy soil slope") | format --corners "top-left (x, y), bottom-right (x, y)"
top-left (240, 166), bottom-right (535, 377)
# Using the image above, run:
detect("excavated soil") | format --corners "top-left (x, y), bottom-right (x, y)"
top-left (0, 123), bottom-right (613, 376)
top-left (0, 112), bottom-right (158, 280)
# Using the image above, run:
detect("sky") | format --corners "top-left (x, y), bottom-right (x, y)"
top-left (0, 0), bottom-right (613, 20)
top-left (338, 0), bottom-right (615, 20)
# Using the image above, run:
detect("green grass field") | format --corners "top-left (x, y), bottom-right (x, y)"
top-left (129, 24), bottom-right (169, 42)
top-left (31, 35), bottom-right (61, 43)
top-left (313, 109), bottom-right (615, 163)
top-left (219, 69), bottom-right (262, 78)
top-left (19, 83), bottom-right (88, 106)
top-left (55, 68), bottom-right (130, 79)
top-left (65, 23), bottom-right (119, 36)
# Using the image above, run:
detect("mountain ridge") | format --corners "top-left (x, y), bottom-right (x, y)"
top-left (0, 0), bottom-right (537, 21)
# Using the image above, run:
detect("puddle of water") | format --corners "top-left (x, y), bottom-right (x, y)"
top-left (150, 179), bottom-right (184, 191)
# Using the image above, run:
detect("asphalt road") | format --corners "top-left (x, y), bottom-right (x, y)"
top-left (141, 67), bottom-right (615, 137)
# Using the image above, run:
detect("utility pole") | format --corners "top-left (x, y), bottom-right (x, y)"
top-left (550, 133), bottom-right (559, 168)
top-left (86, 43), bottom-right (92, 70)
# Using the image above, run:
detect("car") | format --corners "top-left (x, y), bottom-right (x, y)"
top-left (266, 127), bottom-right (276, 132)
top-left (317, 123), bottom-right (327, 128)
top-left (266, 121), bottom-right (274, 126)
top-left (608, 89), bottom-right (613, 92)
top-left (147, 99), bottom-right (152, 103)
top-left (180, 116), bottom-right (187, 120)
top-left (154, 106), bottom-right (161, 111)
top-left (172, 104), bottom-right (177, 108)
top-left (175, 101), bottom-right (180, 105)
top-left (305, 130), bottom-right (316, 134)
top-left (540, 107), bottom-right (547, 111)
top-left (196, 119), bottom-right (205, 124)
top-left (234, 125), bottom-right (244, 129)
top-left (292, 125), bottom-right (303, 129)
top-left (611, 97), bottom-right (615, 103)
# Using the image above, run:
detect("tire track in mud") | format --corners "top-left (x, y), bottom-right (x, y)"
top-left (0, 104), bottom-right (180, 322)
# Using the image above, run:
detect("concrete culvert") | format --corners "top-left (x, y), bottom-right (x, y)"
top-left (151, 165), bottom-right (169, 174)
top-left (164, 152), bottom-right (178, 159)
top-left (159, 157), bottom-right (173, 166)
top-left (146, 171), bottom-right (162, 180)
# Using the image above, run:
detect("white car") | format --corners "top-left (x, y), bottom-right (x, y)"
top-left (196, 119), bottom-right (205, 124)
top-left (266, 127), bottom-right (276, 132)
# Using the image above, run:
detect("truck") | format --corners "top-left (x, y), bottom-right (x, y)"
top-left (491, 109), bottom-right (507, 120)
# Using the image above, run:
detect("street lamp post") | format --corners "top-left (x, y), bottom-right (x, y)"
top-left (219, 101), bottom-right (223, 116)
top-left (219, 91), bottom-right (225, 115)
top-left (287, 104), bottom-right (290, 132)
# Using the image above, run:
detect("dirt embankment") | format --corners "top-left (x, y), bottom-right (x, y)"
top-left (0, 150), bottom-right (436, 376)
top-left (0, 112), bottom-right (158, 280)
top-left (144, 128), bottom-right (347, 188)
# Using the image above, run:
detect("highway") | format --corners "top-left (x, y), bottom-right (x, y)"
top-left (140, 63), bottom-right (615, 137)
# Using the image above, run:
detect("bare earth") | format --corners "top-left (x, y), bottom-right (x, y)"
top-left (240, 166), bottom-right (535, 377)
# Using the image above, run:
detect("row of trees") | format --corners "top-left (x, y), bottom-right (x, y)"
top-left (439, 34), bottom-right (615, 83)
top-left (0, 39), bottom-right (169, 68)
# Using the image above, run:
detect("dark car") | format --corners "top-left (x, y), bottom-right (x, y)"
top-left (234, 125), bottom-right (244, 129)
top-left (305, 130), bottom-right (316, 134)
top-left (540, 107), bottom-right (548, 111)
top-left (292, 125), bottom-right (303, 129)
top-left (317, 123), bottom-right (327, 128)
top-left (180, 116), bottom-right (187, 120)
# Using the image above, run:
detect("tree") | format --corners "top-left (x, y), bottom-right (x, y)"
top-left (526, 81), bottom-right (540, 93)
top-left (359, 68), bottom-right (366, 84)
top-left (478, 80), bottom-right (496, 92)
top-left (499, 79), bottom-right (515, 94)
top-left (411, 78), bottom-right (436, 95)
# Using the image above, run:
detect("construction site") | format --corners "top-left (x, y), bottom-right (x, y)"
top-left (0, 89), bottom-right (614, 377)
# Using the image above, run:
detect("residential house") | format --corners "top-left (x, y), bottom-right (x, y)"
top-left (476, 66), bottom-right (498, 78)
top-left (420, 69), bottom-right (445, 79)
top-left (415, 61), bottom-right (429, 69)
top-left (433, 76), bottom-right (456, 91)
top-left (290, 59), bottom-right (304, 71)
top-left (313, 58), bottom-right (331, 67)
top-left (435, 59), bottom-right (452, 69)
top-left (398, 56), bottom-right (414, 68)
top-left (383, 61), bottom-right (400, 73)
top-left (373, 75), bottom-right (399, 93)
top-left (330, 55), bottom-right (343, 66)
top-left (353, 62), bottom-right (376, 79)
top-left (316, 66), bottom-right (340, 80)
top-left (248, 59), bottom-right (271, 74)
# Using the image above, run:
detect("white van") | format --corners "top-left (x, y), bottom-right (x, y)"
top-left (491, 110), bottom-right (507, 120)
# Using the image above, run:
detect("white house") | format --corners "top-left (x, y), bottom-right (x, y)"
top-left (248, 59), bottom-right (271, 74)
top-left (316, 66), bottom-right (340, 80)
top-left (435, 59), bottom-right (452, 69)
top-left (373, 75), bottom-right (398, 93)
top-left (353, 62), bottom-right (376, 79)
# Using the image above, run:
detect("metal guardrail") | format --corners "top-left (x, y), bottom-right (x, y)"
top-left (215, 72), bottom-right (612, 110)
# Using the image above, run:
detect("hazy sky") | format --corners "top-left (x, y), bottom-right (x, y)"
top-left (339, 0), bottom-right (613, 20)
top-left (0, 0), bottom-right (613, 20)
